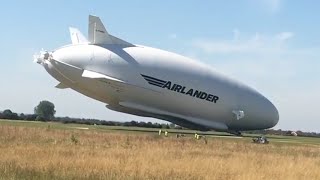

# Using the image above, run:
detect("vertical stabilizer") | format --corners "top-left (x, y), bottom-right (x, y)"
top-left (69, 27), bottom-right (88, 44)
top-left (88, 15), bottom-right (113, 44)
top-left (88, 15), bottom-right (134, 46)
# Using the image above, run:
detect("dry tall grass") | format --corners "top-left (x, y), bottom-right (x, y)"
top-left (0, 124), bottom-right (319, 180)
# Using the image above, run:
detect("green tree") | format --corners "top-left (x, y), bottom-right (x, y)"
top-left (2, 109), bottom-right (13, 117)
top-left (2, 109), bottom-right (19, 120)
top-left (34, 100), bottom-right (56, 120)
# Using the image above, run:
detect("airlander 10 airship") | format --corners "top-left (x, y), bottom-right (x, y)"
top-left (34, 15), bottom-right (279, 135)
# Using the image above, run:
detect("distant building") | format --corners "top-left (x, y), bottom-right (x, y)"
top-left (291, 131), bottom-right (298, 136)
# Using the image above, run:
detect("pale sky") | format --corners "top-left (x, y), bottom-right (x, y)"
top-left (0, 1), bottom-right (319, 132)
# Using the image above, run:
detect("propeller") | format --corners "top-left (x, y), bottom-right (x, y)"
top-left (33, 49), bottom-right (52, 64)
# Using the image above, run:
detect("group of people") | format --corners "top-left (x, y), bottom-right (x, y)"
top-left (158, 129), bottom-right (168, 137)
top-left (158, 129), bottom-right (206, 142)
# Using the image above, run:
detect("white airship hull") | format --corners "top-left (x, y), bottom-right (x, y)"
top-left (36, 15), bottom-right (279, 133)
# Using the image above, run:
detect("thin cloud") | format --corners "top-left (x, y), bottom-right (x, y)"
top-left (192, 31), bottom-right (294, 54)
top-left (275, 32), bottom-right (294, 41)
top-left (233, 28), bottom-right (240, 41)
top-left (257, 0), bottom-right (282, 13)
top-left (169, 33), bottom-right (177, 39)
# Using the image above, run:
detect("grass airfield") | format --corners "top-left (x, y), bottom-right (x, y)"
top-left (0, 119), bottom-right (319, 180)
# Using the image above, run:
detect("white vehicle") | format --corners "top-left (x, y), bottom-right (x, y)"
top-left (34, 15), bottom-right (279, 135)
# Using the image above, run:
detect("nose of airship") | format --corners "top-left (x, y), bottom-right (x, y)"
top-left (262, 97), bottom-right (279, 128)
top-left (236, 86), bottom-right (279, 130)
top-left (250, 89), bottom-right (279, 129)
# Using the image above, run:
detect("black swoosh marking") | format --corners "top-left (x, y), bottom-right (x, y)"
top-left (141, 74), bottom-right (166, 83)
top-left (145, 79), bottom-right (166, 86)
top-left (147, 81), bottom-right (164, 87)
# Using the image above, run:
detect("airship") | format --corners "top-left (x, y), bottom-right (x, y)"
top-left (34, 15), bottom-right (279, 135)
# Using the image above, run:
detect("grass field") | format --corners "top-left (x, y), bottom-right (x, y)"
top-left (0, 119), bottom-right (319, 180)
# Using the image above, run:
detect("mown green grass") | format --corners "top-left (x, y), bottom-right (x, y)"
top-left (0, 119), bottom-right (318, 145)
top-left (0, 119), bottom-right (229, 135)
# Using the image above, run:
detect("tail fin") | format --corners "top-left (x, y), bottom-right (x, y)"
top-left (88, 15), bottom-right (112, 44)
top-left (69, 27), bottom-right (88, 44)
top-left (88, 15), bottom-right (134, 46)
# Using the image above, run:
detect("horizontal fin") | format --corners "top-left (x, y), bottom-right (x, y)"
top-left (55, 83), bottom-right (69, 89)
top-left (82, 70), bottom-right (124, 83)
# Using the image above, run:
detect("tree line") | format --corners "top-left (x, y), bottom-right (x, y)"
top-left (0, 100), bottom-right (319, 137)
top-left (0, 100), bottom-right (173, 129)
top-left (0, 108), bottom-right (174, 129)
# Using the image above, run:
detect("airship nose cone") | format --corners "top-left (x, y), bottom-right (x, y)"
top-left (254, 92), bottom-right (279, 129)
top-left (235, 85), bottom-right (279, 130)
top-left (265, 99), bottom-right (279, 128)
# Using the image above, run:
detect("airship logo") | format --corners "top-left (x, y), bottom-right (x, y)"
top-left (141, 74), bottom-right (219, 103)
